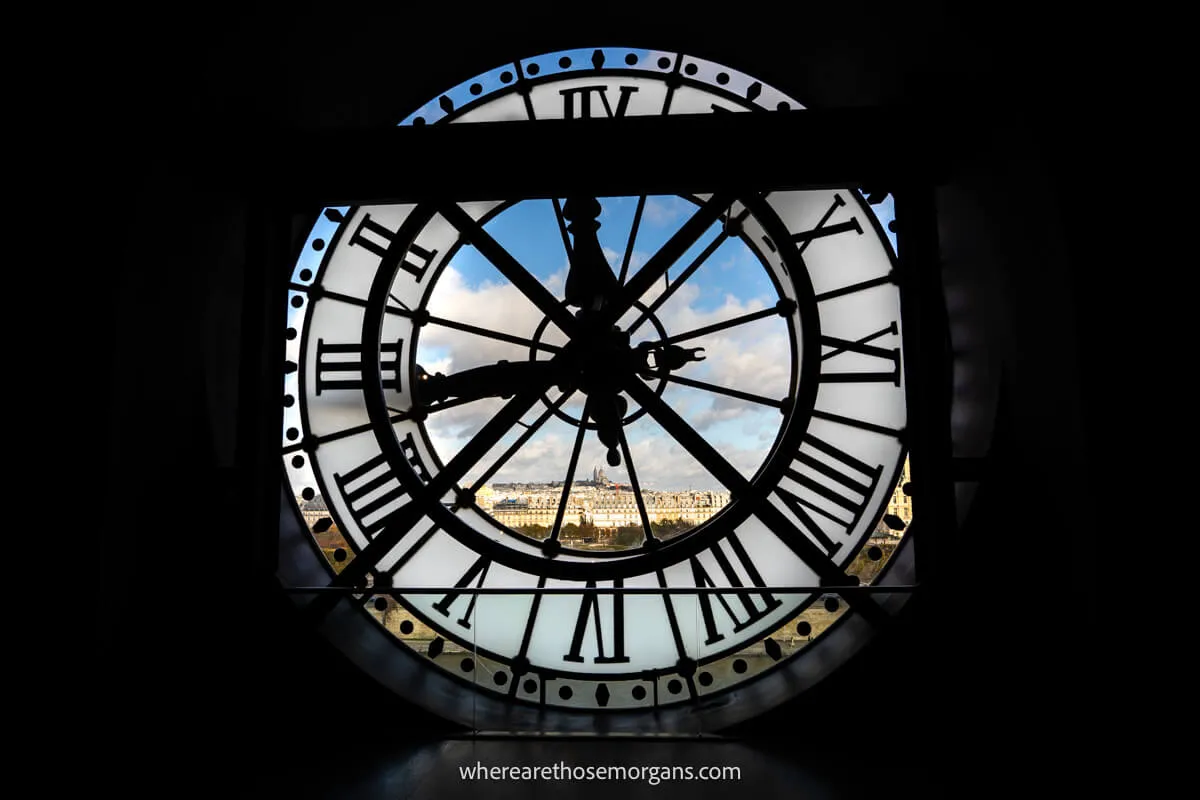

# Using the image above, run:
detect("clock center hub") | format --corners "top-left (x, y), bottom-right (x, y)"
top-left (571, 319), bottom-right (636, 396)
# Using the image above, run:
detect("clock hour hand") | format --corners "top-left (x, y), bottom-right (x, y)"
top-left (563, 196), bottom-right (619, 311)
top-left (415, 361), bottom-right (564, 406)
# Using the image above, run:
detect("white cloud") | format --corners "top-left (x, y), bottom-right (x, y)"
top-left (642, 196), bottom-right (687, 227)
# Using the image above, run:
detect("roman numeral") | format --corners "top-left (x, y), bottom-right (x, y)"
top-left (773, 433), bottom-right (884, 556)
top-left (432, 555), bottom-right (491, 629)
top-left (690, 534), bottom-right (783, 645)
top-left (790, 194), bottom-right (862, 254)
top-left (331, 433), bottom-right (430, 538)
top-left (563, 580), bottom-right (629, 664)
top-left (819, 321), bottom-right (901, 385)
top-left (347, 213), bottom-right (438, 281)
top-left (559, 85), bottom-right (638, 119)
top-left (316, 338), bottom-right (403, 395)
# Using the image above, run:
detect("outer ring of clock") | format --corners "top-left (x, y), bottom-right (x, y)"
top-left (275, 46), bottom-right (950, 730)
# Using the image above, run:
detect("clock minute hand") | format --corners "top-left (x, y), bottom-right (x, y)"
top-left (415, 360), bottom-right (565, 406)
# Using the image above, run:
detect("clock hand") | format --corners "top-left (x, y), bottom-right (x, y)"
top-left (634, 342), bottom-right (705, 376)
top-left (563, 196), bottom-right (619, 312)
top-left (415, 360), bottom-right (567, 406)
top-left (585, 391), bottom-right (628, 467)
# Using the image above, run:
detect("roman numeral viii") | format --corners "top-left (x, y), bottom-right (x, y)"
top-left (332, 433), bottom-right (431, 539)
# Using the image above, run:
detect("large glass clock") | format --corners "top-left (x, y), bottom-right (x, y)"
top-left (278, 47), bottom-right (916, 730)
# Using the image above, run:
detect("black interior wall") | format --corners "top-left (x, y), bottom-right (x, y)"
top-left (81, 4), bottom-right (1107, 791)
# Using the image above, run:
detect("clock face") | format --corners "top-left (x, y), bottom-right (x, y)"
top-left (280, 47), bottom-right (913, 723)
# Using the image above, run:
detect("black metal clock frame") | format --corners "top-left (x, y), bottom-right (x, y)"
top-left (248, 104), bottom-right (955, 732)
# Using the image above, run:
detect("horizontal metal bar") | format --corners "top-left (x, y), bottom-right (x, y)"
top-left (254, 109), bottom-right (953, 206)
top-left (282, 585), bottom-right (919, 595)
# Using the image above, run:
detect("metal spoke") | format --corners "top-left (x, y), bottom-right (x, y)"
top-left (646, 305), bottom-right (784, 347)
top-left (306, 350), bottom-right (574, 614)
top-left (618, 195), bottom-right (647, 285)
top-left (605, 192), bottom-right (738, 325)
top-left (615, 425), bottom-right (657, 546)
top-left (281, 411), bottom-right (407, 455)
top-left (386, 394), bottom-right (477, 421)
top-left (468, 391), bottom-right (576, 493)
top-left (627, 229), bottom-right (726, 335)
top-left (643, 370), bottom-right (786, 409)
top-left (626, 204), bottom-right (752, 335)
top-left (421, 314), bottom-right (563, 353)
top-left (551, 197), bottom-right (574, 262)
top-left (436, 202), bottom-right (579, 337)
top-left (811, 409), bottom-right (903, 439)
top-left (549, 407), bottom-right (591, 545)
top-left (301, 285), bottom-right (561, 353)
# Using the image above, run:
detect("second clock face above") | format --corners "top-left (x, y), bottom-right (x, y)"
top-left (280, 47), bottom-right (910, 717)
